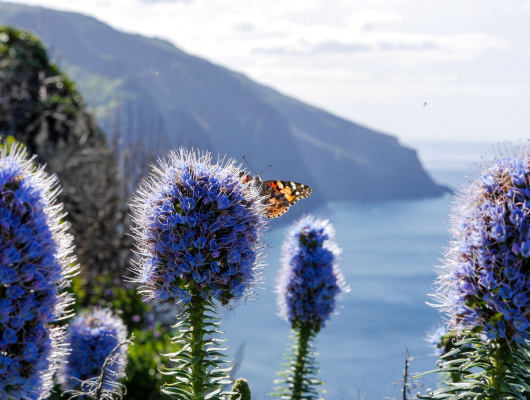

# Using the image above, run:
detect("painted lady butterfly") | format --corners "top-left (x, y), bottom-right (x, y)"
top-left (241, 172), bottom-right (312, 219)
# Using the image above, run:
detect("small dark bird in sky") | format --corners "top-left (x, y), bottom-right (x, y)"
top-left (423, 102), bottom-right (427, 107)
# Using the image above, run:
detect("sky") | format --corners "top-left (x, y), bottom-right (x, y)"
top-left (5, 0), bottom-right (530, 143)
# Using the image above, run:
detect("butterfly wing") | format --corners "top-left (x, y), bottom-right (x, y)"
top-left (261, 180), bottom-right (312, 219)
top-left (240, 172), bottom-right (312, 218)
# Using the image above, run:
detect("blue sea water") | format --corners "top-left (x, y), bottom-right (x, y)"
top-left (221, 141), bottom-right (499, 400)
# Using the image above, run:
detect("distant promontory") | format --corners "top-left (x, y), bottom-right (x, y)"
top-left (0, 1), bottom-right (450, 216)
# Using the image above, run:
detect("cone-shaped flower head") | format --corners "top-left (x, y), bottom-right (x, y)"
top-left (433, 144), bottom-right (530, 343)
top-left (57, 308), bottom-right (128, 390)
top-left (131, 148), bottom-right (267, 306)
top-left (0, 144), bottom-right (77, 399)
top-left (277, 215), bottom-right (348, 331)
top-left (425, 325), bottom-right (448, 356)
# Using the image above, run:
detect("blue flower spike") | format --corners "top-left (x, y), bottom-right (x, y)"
top-left (277, 215), bottom-right (347, 331)
top-left (434, 145), bottom-right (530, 343)
top-left (274, 215), bottom-right (348, 400)
top-left (418, 143), bottom-right (530, 400)
top-left (425, 325), bottom-right (448, 357)
top-left (130, 148), bottom-right (267, 307)
top-left (0, 144), bottom-right (78, 399)
top-left (58, 308), bottom-right (128, 391)
top-left (130, 148), bottom-right (268, 400)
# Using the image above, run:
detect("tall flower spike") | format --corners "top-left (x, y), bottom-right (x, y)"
top-left (277, 215), bottom-right (347, 331)
top-left (129, 148), bottom-right (268, 399)
top-left (425, 325), bottom-right (447, 357)
top-left (62, 333), bottom-right (134, 400)
top-left (0, 143), bottom-right (78, 399)
top-left (130, 148), bottom-right (267, 306)
top-left (273, 215), bottom-right (348, 400)
top-left (418, 143), bottom-right (530, 400)
top-left (432, 144), bottom-right (530, 343)
top-left (57, 308), bottom-right (128, 392)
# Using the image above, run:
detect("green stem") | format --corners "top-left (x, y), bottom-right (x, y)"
top-left (488, 340), bottom-right (510, 400)
top-left (292, 323), bottom-right (313, 400)
top-left (189, 291), bottom-right (206, 400)
top-left (162, 291), bottom-right (232, 399)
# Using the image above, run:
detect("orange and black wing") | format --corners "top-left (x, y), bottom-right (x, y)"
top-left (261, 180), bottom-right (312, 219)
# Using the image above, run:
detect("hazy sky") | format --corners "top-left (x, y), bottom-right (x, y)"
top-left (6, 0), bottom-right (530, 143)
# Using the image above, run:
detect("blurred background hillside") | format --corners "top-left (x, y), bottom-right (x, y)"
top-left (0, 1), bottom-right (451, 212)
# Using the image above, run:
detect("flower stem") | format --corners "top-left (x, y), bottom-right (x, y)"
top-left (292, 323), bottom-right (313, 400)
top-left (189, 291), bottom-right (206, 400)
top-left (162, 290), bottom-right (233, 399)
top-left (488, 340), bottom-right (509, 400)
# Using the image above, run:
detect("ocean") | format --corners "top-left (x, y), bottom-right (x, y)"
top-left (221, 140), bottom-right (500, 400)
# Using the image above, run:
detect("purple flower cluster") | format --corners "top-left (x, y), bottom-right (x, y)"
top-left (425, 325), bottom-right (447, 356)
top-left (434, 145), bottom-right (530, 343)
top-left (57, 308), bottom-right (128, 390)
top-left (277, 215), bottom-right (348, 330)
top-left (131, 148), bottom-right (267, 306)
top-left (0, 145), bottom-right (77, 399)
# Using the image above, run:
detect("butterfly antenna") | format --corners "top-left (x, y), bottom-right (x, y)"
top-left (259, 164), bottom-right (272, 176)
top-left (242, 155), bottom-right (258, 176)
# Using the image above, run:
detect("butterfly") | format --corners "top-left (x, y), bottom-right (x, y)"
top-left (240, 172), bottom-right (312, 219)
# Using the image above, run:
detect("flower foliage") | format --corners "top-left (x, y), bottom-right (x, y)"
top-left (272, 327), bottom-right (323, 400)
top-left (0, 144), bottom-right (77, 399)
top-left (277, 215), bottom-right (347, 331)
top-left (433, 144), bottom-right (530, 343)
top-left (58, 308), bottom-right (128, 391)
top-left (130, 148), bottom-right (267, 306)
top-left (230, 378), bottom-right (251, 400)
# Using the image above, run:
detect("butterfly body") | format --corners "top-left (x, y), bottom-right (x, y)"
top-left (241, 172), bottom-right (312, 218)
